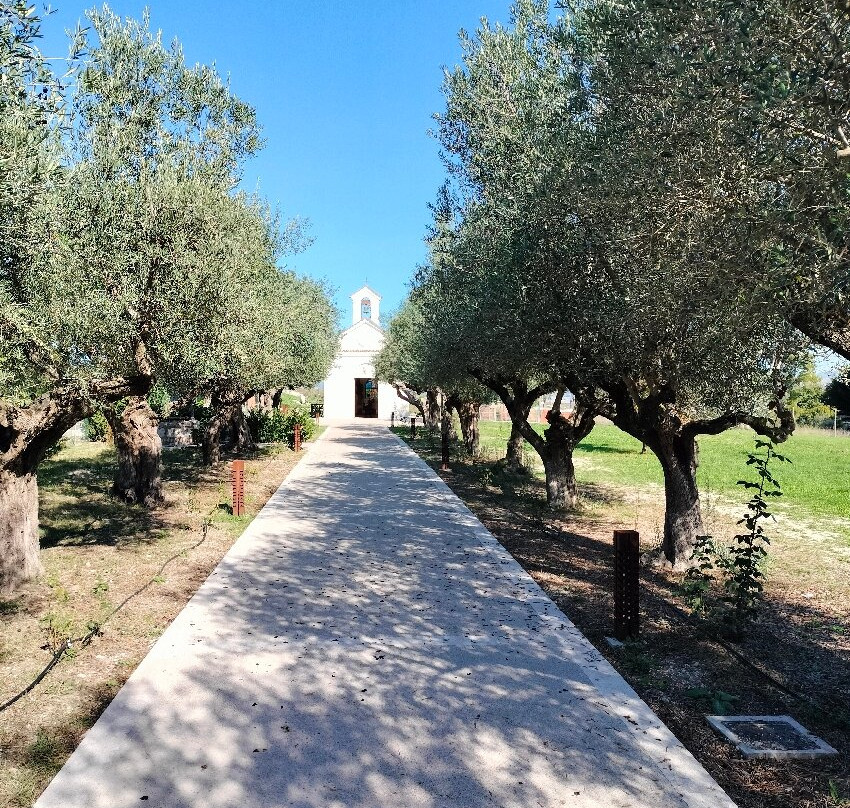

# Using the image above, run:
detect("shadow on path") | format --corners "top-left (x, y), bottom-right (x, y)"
top-left (36, 424), bottom-right (735, 808)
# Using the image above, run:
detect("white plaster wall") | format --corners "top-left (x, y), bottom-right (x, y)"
top-left (322, 313), bottom-right (410, 420)
top-left (324, 355), bottom-right (409, 421)
top-left (324, 353), bottom-right (371, 419)
top-left (378, 381), bottom-right (407, 420)
top-left (323, 368), bottom-right (353, 420)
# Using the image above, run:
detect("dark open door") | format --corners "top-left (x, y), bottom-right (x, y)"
top-left (354, 378), bottom-right (379, 418)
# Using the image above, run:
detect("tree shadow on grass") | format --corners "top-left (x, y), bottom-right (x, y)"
top-left (575, 441), bottom-right (638, 455)
top-left (160, 447), bottom-right (206, 486)
top-left (38, 446), bottom-right (208, 550)
top-left (39, 508), bottom-right (167, 549)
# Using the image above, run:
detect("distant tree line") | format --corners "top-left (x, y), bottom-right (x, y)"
top-left (0, 4), bottom-right (336, 594)
top-left (377, 0), bottom-right (849, 568)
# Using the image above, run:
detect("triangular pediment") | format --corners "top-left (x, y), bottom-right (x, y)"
top-left (350, 285), bottom-right (382, 302)
top-left (338, 317), bottom-right (385, 351)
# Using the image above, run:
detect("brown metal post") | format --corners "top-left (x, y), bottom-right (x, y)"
top-left (613, 529), bottom-right (640, 640)
top-left (294, 422), bottom-right (302, 452)
top-left (231, 460), bottom-right (245, 516)
top-left (410, 416), bottom-right (416, 440)
top-left (440, 414), bottom-right (450, 471)
top-left (391, 412), bottom-right (395, 428)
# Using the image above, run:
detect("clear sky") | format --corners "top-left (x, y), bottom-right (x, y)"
top-left (39, 1), bottom-right (514, 325)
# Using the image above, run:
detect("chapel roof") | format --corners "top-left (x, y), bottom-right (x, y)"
top-left (350, 285), bottom-right (382, 301)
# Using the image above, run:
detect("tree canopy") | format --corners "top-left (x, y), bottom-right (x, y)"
top-left (0, 5), bottom-right (336, 595)
top-left (393, 0), bottom-right (829, 564)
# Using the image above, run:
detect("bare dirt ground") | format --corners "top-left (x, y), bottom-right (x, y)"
top-left (410, 435), bottom-right (850, 808)
top-left (3, 429), bottom-right (847, 808)
top-left (0, 441), bottom-right (307, 808)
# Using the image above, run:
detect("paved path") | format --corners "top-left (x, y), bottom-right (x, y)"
top-left (37, 423), bottom-right (736, 808)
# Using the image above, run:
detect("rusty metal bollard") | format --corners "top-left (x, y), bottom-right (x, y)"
top-left (391, 412), bottom-right (395, 427)
top-left (294, 422), bottom-right (302, 452)
top-left (613, 529), bottom-right (640, 640)
top-left (231, 460), bottom-right (245, 516)
top-left (410, 416), bottom-right (416, 440)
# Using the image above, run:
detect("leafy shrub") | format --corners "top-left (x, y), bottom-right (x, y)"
top-left (147, 384), bottom-right (171, 417)
top-left (44, 438), bottom-right (68, 459)
top-left (684, 687), bottom-right (739, 715)
top-left (683, 439), bottom-right (790, 639)
top-left (246, 406), bottom-right (315, 446)
top-left (283, 406), bottom-right (315, 446)
top-left (191, 401), bottom-right (214, 421)
top-left (83, 411), bottom-right (112, 442)
top-left (246, 409), bottom-right (288, 442)
top-left (170, 397), bottom-right (209, 420)
top-left (245, 409), bottom-right (263, 441)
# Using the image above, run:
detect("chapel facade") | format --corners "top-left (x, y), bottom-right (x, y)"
top-left (321, 286), bottom-right (407, 420)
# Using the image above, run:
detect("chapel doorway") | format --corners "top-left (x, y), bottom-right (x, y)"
top-left (354, 378), bottom-right (378, 418)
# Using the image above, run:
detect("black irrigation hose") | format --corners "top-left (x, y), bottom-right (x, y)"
top-left (1, 445), bottom-right (290, 713)
top-left (0, 520), bottom-right (211, 714)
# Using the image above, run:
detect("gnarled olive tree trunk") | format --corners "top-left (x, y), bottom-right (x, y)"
top-left (457, 401), bottom-right (480, 456)
top-left (533, 402), bottom-right (595, 510)
top-left (107, 397), bottom-right (163, 506)
top-left (230, 406), bottom-right (255, 454)
top-left (538, 425), bottom-right (581, 509)
top-left (579, 375), bottom-right (795, 567)
top-left (202, 407), bottom-right (234, 466)
top-left (390, 383), bottom-right (427, 424)
top-left (505, 421), bottom-right (525, 470)
top-left (202, 387), bottom-right (250, 466)
top-left (425, 389), bottom-right (440, 431)
top-left (479, 376), bottom-right (593, 511)
top-left (0, 469), bottom-right (40, 596)
top-left (653, 434), bottom-right (703, 566)
top-left (448, 397), bottom-right (481, 456)
top-left (0, 378), bottom-right (145, 594)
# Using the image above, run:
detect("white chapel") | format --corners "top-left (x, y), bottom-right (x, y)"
top-left (322, 286), bottom-right (408, 420)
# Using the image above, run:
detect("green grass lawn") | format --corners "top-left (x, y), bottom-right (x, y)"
top-left (477, 421), bottom-right (849, 520)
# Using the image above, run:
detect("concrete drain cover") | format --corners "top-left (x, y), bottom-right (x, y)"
top-left (706, 715), bottom-right (838, 759)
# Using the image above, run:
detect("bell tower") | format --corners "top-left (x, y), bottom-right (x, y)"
top-left (350, 285), bottom-right (381, 326)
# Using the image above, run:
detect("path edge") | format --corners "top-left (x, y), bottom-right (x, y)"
top-left (385, 427), bottom-right (738, 808)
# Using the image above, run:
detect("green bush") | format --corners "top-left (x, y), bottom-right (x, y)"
top-left (246, 409), bottom-right (288, 442)
top-left (44, 438), bottom-right (68, 459)
top-left (283, 406), bottom-right (315, 446)
top-left (246, 406), bottom-right (315, 446)
top-left (83, 411), bottom-right (111, 442)
top-left (147, 384), bottom-right (171, 417)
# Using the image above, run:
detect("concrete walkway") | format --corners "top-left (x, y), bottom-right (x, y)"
top-left (37, 423), bottom-right (736, 808)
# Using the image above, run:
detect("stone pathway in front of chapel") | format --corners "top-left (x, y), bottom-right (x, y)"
top-left (36, 422), bottom-right (736, 808)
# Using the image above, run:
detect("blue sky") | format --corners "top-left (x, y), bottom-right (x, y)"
top-left (40, 1), bottom-right (514, 325)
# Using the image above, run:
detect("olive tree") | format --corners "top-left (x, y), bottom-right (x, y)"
top-left (428, 2), bottom-right (602, 506)
top-left (417, 211), bottom-right (597, 506)
top-left (577, 0), bottom-right (850, 359)
top-left (199, 270), bottom-right (337, 466)
top-left (0, 6), bottom-right (331, 593)
top-left (375, 292), bottom-right (492, 455)
top-left (374, 298), bottom-right (432, 426)
top-left (429, 0), bottom-right (804, 560)
top-left (0, 3), bottom-right (96, 594)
